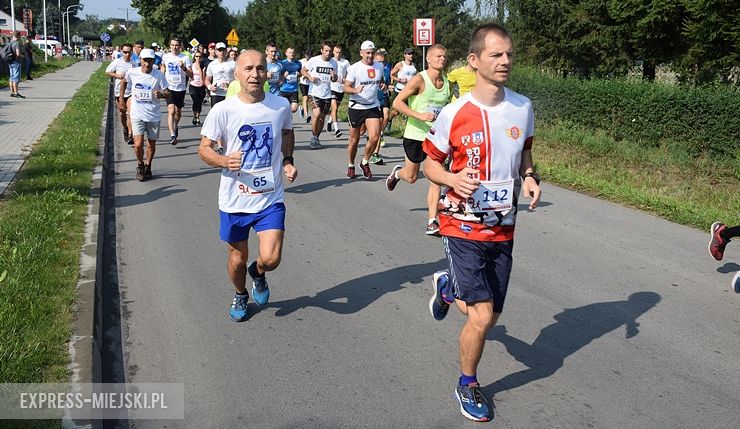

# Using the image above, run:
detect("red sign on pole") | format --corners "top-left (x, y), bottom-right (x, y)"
top-left (413, 18), bottom-right (435, 46)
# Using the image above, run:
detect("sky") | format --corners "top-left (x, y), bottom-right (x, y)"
top-left (78, 0), bottom-right (249, 20)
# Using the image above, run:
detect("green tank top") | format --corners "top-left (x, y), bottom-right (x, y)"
top-left (403, 70), bottom-right (450, 141)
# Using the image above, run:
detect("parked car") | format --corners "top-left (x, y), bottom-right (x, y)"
top-left (31, 39), bottom-right (69, 56)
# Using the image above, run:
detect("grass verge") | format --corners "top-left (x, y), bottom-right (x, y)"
top-left (534, 119), bottom-right (740, 229)
top-left (0, 64), bottom-right (108, 384)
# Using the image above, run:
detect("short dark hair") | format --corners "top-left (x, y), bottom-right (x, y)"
top-left (265, 41), bottom-right (277, 50)
top-left (122, 42), bottom-right (133, 49)
top-left (321, 40), bottom-right (334, 50)
top-left (170, 38), bottom-right (182, 45)
top-left (469, 22), bottom-right (511, 56)
top-left (134, 40), bottom-right (145, 46)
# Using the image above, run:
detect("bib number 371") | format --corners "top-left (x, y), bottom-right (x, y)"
top-left (237, 167), bottom-right (275, 196)
top-left (470, 179), bottom-right (514, 212)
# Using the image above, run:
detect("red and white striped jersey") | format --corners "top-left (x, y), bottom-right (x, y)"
top-left (423, 88), bottom-right (535, 242)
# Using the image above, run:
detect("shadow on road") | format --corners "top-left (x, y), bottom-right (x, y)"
top-left (269, 259), bottom-right (447, 316)
top-left (717, 262), bottom-right (740, 274)
top-left (115, 185), bottom-right (186, 207)
top-left (285, 177), bottom-right (380, 194)
top-left (483, 291), bottom-right (661, 396)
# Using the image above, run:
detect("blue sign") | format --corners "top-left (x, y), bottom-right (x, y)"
top-left (100, 32), bottom-right (111, 43)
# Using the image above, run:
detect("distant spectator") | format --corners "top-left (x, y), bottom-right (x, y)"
top-left (22, 39), bottom-right (33, 80)
top-left (8, 32), bottom-right (25, 98)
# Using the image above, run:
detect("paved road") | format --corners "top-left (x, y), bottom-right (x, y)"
top-left (0, 60), bottom-right (101, 195)
top-left (108, 98), bottom-right (740, 428)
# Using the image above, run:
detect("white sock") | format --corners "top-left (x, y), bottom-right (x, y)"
top-left (348, 163), bottom-right (354, 168)
top-left (428, 218), bottom-right (436, 225)
top-left (361, 159), bottom-right (369, 165)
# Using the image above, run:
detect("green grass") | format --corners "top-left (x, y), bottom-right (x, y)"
top-left (534, 119), bottom-right (740, 229)
top-left (0, 55), bottom-right (79, 88)
top-left (0, 64), bottom-right (108, 385)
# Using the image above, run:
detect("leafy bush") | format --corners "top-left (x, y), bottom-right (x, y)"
top-left (509, 66), bottom-right (740, 160)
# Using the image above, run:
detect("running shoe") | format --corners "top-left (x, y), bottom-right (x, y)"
top-left (10, 93), bottom-right (17, 98)
top-left (335, 129), bottom-right (342, 138)
top-left (170, 135), bottom-right (178, 146)
top-left (126, 135), bottom-right (134, 145)
top-left (135, 163), bottom-right (145, 182)
top-left (359, 163), bottom-right (372, 180)
top-left (732, 271), bottom-right (740, 294)
top-left (426, 219), bottom-right (441, 236)
top-left (386, 165), bottom-right (402, 191)
top-left (368, 153), bottom-right (382, 164)
top-left (709, 222), bottom-right (728, 261)
top-left (455, 384), bottom-right (493, 422)
top-left (299, 106), bottom-right (305, 118)
top-left (192, 117), bottom-right (197, 126)
top-left (305, 115), bottom-right (311, 124)
top-left (248, 261), bottom-right (270, 306)
top-left (122, 127), bottom-right (129, 140)
top-left (326, 120), bottom-right (332, 132)
top-left (429, 271), bottom-right (451, 321)
top-left (229, 293), bottom-right (249, 322)
top-left (379, 136), bottom-right (386, 147)
top-left (144, 164), bottom-right (153, 180)
top-left (347, 166), bottom-right (356, 179)
top-left (309, 136), bottom-right (322, 150)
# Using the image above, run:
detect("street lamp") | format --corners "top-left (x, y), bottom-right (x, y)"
top-left (63, 5), bottom-right (80, 48)
top-left (43, 0), bottom-right (48, 62)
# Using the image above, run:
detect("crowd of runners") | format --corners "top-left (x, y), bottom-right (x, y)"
top-left (104, 22), bottom-right (568, 423)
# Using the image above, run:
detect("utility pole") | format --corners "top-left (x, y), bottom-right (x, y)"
top-left (118, 7), bottom-right (130, 30)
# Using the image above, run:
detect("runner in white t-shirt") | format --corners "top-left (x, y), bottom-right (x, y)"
top-left (198, 50), bottom-right (297, 323)
top-left (388, 47), bottom-right (418, 129)
top-left (298, 48), bottom-right (311, 121)
top-left (205, 42), bottom-right (235, 107)
top-left (301, 40), bottom-right (338, 149)
top-left (328, 44), bottom-right (350, 139)
top-left (120, 49), bottom-right (170, 182)
top-left (343, 40), bottom-right (385, 180)
top-left (107, 42), bottom-right (136, 145)
top-left (160, 38), bottom-right (193, 145)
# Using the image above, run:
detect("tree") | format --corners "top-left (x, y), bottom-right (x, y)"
top-left (131, 0), bottom-right (232, 43)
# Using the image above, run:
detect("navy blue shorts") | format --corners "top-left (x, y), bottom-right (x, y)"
top-left (219, 203), bottom-right (286, 243)
top-left (443, 236), bottom-right (514, 312)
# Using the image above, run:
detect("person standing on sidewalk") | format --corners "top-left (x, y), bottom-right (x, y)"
top-left (198, 50), bottom-right (297, 322)
top-left (22, 39), bottom-right (33, 80)
top-left (160, 38), bottom-right (193, 145)
top-left (422, 23), bottom-right (541, 422)
top-left (709, 222), bottom-right (740, 293)
top-left (386, 44), bottom-right (450, 236)
top-left (7, 32), bottom-right (25, 98)
top-left (121, 49), bottom-right (170, 182)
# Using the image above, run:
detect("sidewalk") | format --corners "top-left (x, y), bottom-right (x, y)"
top-left (0, 60), bottom-right (102, 195)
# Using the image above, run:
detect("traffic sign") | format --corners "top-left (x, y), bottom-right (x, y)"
top-left (100, 32), bottom-right (111, 43)
top-left (226, 28), bottom-right (239, 46)
top-left (72, 35), bottom-right (83, 44)
top-left (413, 18), bottom-right (435, 46)
top-left (190, 38), bottom-right (200, 48)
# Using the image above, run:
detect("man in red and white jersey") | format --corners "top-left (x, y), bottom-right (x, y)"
top-left (422, 22), bottom-right (541, 423)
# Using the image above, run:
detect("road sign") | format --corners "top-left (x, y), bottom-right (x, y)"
top-left (226, 28), bottom-right (239, 46)
top-left (413, 18), bottom-right (435, 46)
top-left (72, 35), bottom-right (83, 44)
top-left (190, 38), bottom-right (200, 48)
top-left (100, 32), bottom-right (111, 43)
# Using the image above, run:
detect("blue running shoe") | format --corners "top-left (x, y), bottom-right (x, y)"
top-left (429, 271), bottom-right (452, 321)
top-left (249, 261), bottom-right (270, 306)
top-left (455, 384), bottom-right (493, 422)
top-left (732, 271), bottom-right (740, 294)
top-left (229, 293), bottom-right (249, 322)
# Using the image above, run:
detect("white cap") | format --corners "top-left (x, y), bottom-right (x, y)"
top-left (360, 40), bottom-right (375, 50)
top-left (140, 49), bottom-right (155, 59)
top-left (151, 42), bottom-right (158, 48)
top-left (215, 42), bottom-right (227, 50)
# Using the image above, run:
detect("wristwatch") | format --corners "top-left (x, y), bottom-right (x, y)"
top-left (523, 171), bottom-right (540, 185)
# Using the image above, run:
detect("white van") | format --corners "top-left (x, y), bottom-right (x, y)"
top-left (31, 39), bottom-right (68, 56)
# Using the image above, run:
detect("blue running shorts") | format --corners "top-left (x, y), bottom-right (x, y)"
top-left (219, 203), bottom-right (286, 243)
top-left (443, 236), bottom-right (514, 312)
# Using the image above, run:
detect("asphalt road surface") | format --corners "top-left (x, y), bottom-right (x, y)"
top-left (107, 98), bottom-right (740, 428)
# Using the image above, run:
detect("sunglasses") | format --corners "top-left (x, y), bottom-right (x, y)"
top-left (122, 51), bottom-right (132, 54)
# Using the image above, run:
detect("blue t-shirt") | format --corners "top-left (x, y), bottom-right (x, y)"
top-left (280, 59), bottom-right (302, 93)
top-left (266, 61), bottom-right (283, 95)
top-left (377, 62), bottom-right (392, 102)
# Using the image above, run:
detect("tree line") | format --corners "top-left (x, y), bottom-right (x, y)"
top-left (125, 0), bottom-right (737, 85)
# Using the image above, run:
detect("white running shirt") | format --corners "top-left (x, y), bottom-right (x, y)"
top-left (161, 52), bottom-right (192, 92)
top-left (330, 58), bottom-right (350, 93)
top-left (345, 61), bottom-right (384, 110)
top-left (304, 55), bottom-right (338, 99)
top-left (206, 59), bottom-right (236, 96)
top-left (106, 58), bottom-right (135, 97)
top-left (395, 61), bottom-right (417, 92)
top-left (200, 94), bottom-right (293, 214)
top-left (124, 67), bottom-right (168, 123)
